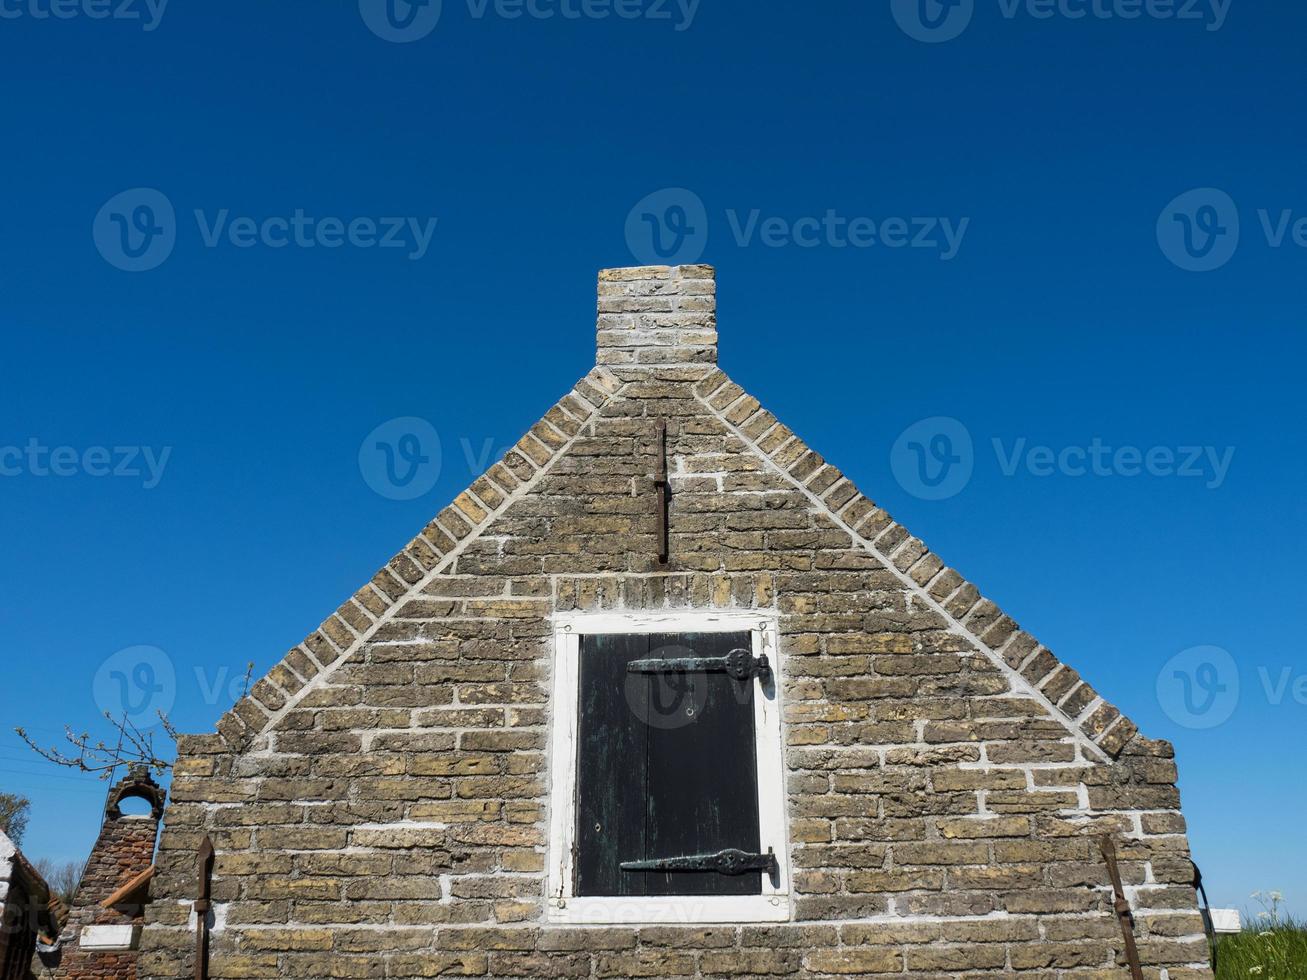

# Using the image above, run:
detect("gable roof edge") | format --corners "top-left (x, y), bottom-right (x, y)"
top-left (185, 367), bottom-right (626, 757)
top-left (691, 367), bottom-right (1142, 761)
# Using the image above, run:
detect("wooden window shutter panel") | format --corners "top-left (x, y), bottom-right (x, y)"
top-left (574, 632), bottom-right (762, 898)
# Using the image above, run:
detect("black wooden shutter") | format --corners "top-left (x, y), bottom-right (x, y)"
top-left (574, 631), bottom-right (761, 897)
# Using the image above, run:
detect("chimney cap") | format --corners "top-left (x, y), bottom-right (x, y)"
top-left (105, 763), bottom-right (166, 821)
top-left (595, 264), bottom-right (717, 368)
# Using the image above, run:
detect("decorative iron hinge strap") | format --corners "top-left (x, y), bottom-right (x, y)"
top-left (627, 648), bottom-right (770, 682)
top-left (621, 848), bottom-right (778, 877)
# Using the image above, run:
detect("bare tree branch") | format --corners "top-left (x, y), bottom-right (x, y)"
top-left (32, 858), bottom-right (85, 905)
top-left (15, 712), bottom-right (175, 777)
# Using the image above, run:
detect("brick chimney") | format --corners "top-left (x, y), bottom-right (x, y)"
top-left (596, 264), bottom-right (717, 367)
top-left (52, 765), bottom-right (165, 980)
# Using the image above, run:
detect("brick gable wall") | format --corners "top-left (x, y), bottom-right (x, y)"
top-left (138, 266), bottom-right (1211, 980)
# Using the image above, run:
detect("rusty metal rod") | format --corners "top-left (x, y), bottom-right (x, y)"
top-left (654, 419), bottom-right (669, 564)
top-left (195, 836), bottom-right (214, 980)
top-left (1100, 834), bottom-right (1145, 980)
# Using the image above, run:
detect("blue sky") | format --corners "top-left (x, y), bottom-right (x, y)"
top-left (1, 0), bottom-right (1304, 918)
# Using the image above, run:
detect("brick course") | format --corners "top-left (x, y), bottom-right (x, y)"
top-left (137, 266), bottom-right (1210, 979)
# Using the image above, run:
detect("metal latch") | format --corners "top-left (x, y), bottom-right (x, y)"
top-left (627, 648), bottom-right (771, 682)
top-left (620, 847), bottom-right (779, 877)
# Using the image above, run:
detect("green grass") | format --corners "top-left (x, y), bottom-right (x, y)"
top-left (1213, 894), bottom-right (1307, 980)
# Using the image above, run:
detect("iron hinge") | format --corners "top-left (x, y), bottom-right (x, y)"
top-left (621, 847), bottom-right (779, 877)
top-left (627, 648), bottom-right (771, 682)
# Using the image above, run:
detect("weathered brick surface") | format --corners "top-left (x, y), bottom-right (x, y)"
top-left (596, 265), bottom-right (717, 367)
top-left (138, 267), bottom-right (1210, 979)
top-left (53, 767), bottom-right (165, 980)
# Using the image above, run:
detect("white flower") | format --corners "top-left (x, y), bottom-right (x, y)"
top-left (1250, 966), bottom-right (1264, 975)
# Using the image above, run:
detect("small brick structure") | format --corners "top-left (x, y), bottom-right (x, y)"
top-left (50, 766), bottom-right (165, 980)
top-left (1, 829), bottom-right (57, 980)
top-left (138, 265), bottom-right (1212, 979)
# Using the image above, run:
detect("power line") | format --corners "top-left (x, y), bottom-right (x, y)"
top-left (0, 773), bottom-right (107, 789)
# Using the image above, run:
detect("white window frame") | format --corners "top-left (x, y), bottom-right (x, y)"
top-left (546, 610), bottom-right (790, 925)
